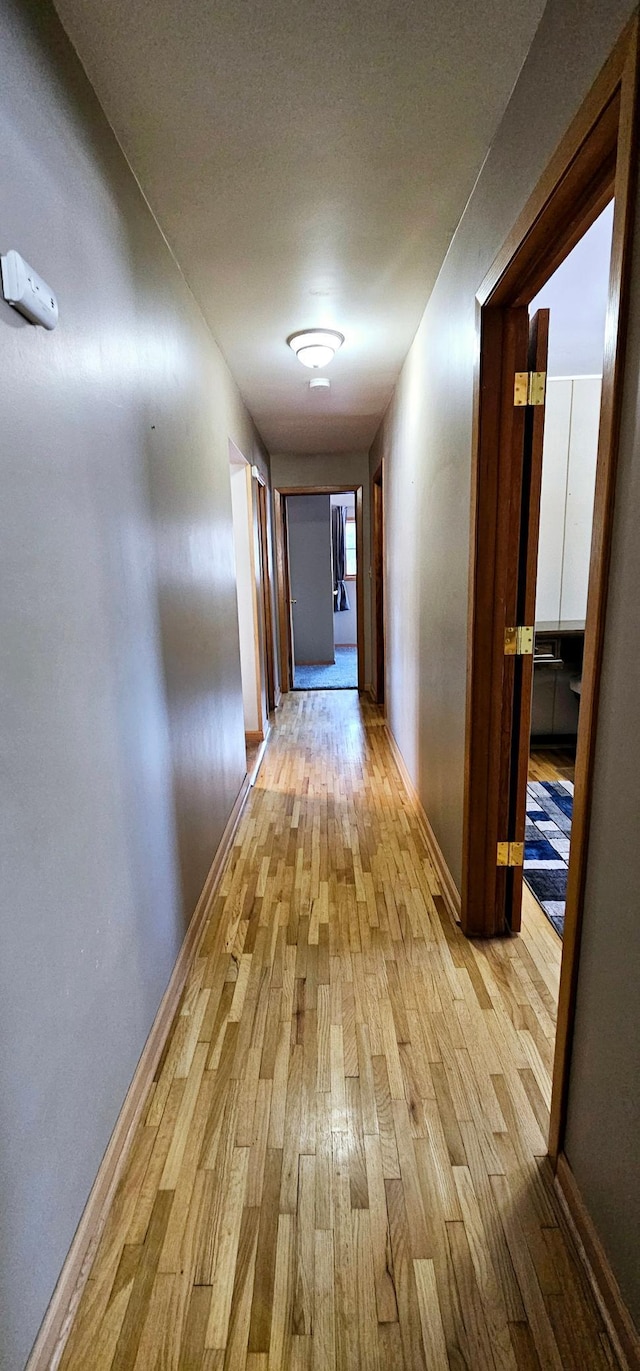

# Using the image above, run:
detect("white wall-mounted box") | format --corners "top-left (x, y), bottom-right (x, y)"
top-left (1, 249), bottom-right (58, 329)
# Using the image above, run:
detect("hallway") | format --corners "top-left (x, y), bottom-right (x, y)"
top-left (60, 692), bottom-right (614, 1371)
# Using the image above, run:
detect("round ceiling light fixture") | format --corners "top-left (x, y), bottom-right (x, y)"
top-left (287, 329), bottom-right (344, 369)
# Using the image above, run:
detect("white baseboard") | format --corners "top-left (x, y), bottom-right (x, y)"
top-left (248, 720), bottom-right (271, 784)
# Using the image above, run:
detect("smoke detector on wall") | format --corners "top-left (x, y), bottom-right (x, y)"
top-left (309, 377), bottom-right (330, 390)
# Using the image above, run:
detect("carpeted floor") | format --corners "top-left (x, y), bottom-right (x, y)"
top-left (524, 779), bottom-right (573, 937)
top-left (294, 646), bottom-right (357, 689)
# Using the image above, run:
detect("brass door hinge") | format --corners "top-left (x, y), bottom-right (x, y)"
top-left (514, 371), bottom-right (546, 406)
top-left (497, 841), bottom-right (524, 867)
top-left (504, 625), bottom-right (534, 655)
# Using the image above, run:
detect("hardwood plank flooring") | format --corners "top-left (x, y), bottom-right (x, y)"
top-left (60, 692), bottom-right (614, 1369)
top-left (529, 748), bottom-right (575, 785)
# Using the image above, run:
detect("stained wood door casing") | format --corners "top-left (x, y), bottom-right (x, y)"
top-left (256, 480), bottom-right (276, 713)
top-left (373, 467), bottom-right (385, 706)
top-left (507, 309), bottom-right (550, 934)
top-left (273, 490), bottom-right (294, 693)
top-left (464, 307), bottom-right (548, 938)
top-left (463, 305), bottom-right (530, 936)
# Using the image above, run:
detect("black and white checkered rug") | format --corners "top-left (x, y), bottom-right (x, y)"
top-left (524, 780), bottom-right (573, 937)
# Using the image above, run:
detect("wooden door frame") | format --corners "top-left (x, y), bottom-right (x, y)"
top-left (229, 446), bottom-right (267, 740)
top-left (254, 475), bottom-right (276, 714)
top-left (273, 484), bottom-right (366, 694)
top-left (372, 462), bottom-right (385, 707)
top-left (461, 15), bottom-right (639, 1167)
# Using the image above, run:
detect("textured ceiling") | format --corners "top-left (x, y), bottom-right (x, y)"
top-left (55, 0), bottom-right (547, 453)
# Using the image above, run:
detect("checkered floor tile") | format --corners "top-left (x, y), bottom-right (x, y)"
top-left (524, 780), bottom-right (573, 937)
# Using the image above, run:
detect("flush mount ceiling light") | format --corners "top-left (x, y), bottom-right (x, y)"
top-left (287, 329), bottom-right (344, 369)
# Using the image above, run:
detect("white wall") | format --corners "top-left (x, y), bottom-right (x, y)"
top-left (230, 460), bottom-right (261, 734)
top-left (334, 597), bottom-right (357, 645)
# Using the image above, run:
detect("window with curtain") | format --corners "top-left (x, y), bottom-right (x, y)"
top-left (332, 505), bottom-right (350, 611)
top-left (345, 515), bottom-right (357, 576)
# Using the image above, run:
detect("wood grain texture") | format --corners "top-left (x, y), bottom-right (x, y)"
top-left (57, 692), bottom-right (622, 1370)
top-left (555, 1151), bottom-right (640, 1371)
top-left (528, 749), bottom-right (575, 784)
top-left (462, 303), bottom-right (529, 937)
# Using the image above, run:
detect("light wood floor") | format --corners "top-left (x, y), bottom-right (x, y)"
top-left (61, 692), bottom-right (615, 1370)
top-left (529, 748), bottom-right (576, 785)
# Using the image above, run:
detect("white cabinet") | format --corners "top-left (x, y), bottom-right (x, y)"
top-left (536, 380), bottom-right (572, 624)
top-left (535, 376), bottom-right (601, 625)
top-left (562, 378), bottom-right (601, 620)
top-left (532, 376), bottom-right (600, 739)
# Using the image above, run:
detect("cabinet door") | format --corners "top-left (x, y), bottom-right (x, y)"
top-left (561, 377), bottom-right (601, 622)
top-left (531, 666), bottom-right (556, 737)
top-left (535, 378), bottom-right (572, 624)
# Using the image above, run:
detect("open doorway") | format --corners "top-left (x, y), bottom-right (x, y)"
top-left (524, 203), bottom-right (614, 938)
top-left (285, 492), bottom-right (359, 689)
top-left (273, 484), bottom-right (365, 693)
top-left (372, 463), bottom-right (385, 706)
top-left (229, 442), bottom-right (274, 777)
top-left (462, 21), bottom-right (638, 1180)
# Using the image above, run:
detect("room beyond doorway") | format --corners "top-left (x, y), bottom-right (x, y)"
top-left (524, 200), bottom-right (613, 939)
top-left (273, 483), bottom-right (365, 694)
top-left (294, 647), bottom-right (358, 689)
top-left (289, 491), bottom-right (358, 690)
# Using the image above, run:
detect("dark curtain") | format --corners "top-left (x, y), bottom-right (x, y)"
top-left (331, 505), bottom-right (350, 611)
